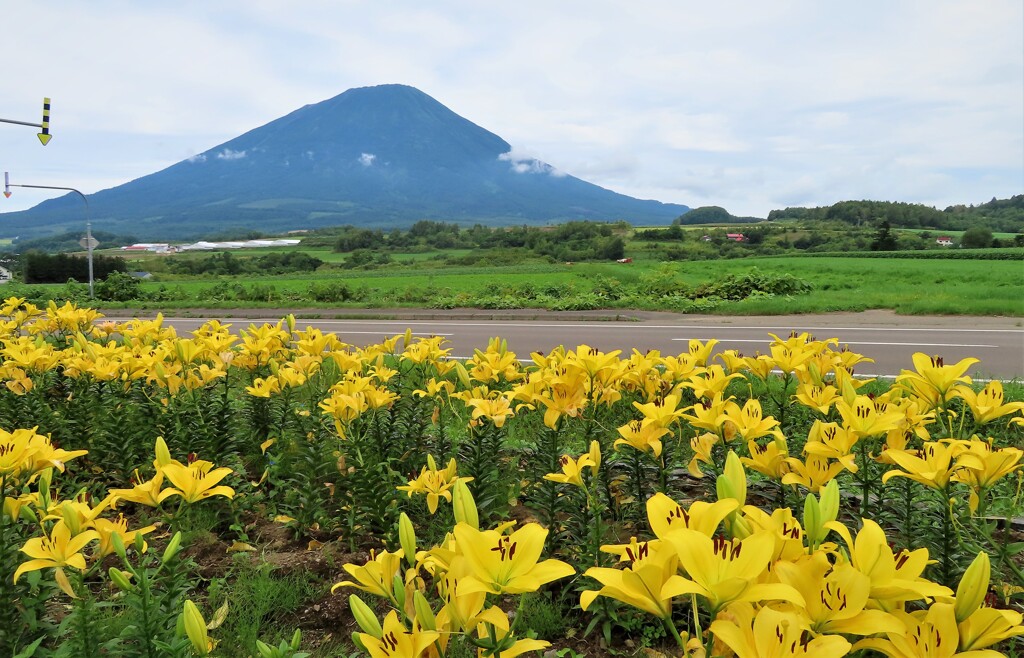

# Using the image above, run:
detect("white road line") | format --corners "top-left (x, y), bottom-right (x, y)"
top-left (331, 331), bottom-right (453, 337)
top-left (255, 319), bottom-right (1022, 334)
top-left (669, 339), bottom-right (999, 348)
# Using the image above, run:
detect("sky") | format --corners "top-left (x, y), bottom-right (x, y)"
top-left (1, 1), bottom-right (1021, 219)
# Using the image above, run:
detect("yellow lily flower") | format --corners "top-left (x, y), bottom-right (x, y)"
top-left (14, 520), bottom-right (99, 583)
top-left (666, 529), bottom-right (804, 614)
top-left (741, 438), bottom-right (791, 481)
top-left (957, 380), bottom-right (1024, 425)
top-left (794, 381), bottom-right (841, 414)
top-left (775, 552), bottom-right (905, 637)
top-left (881, 441), bottom-right (980, 491)
top-left (332, 548), bottom-right (405, 600)
top-left (614, 419), bottom-right (670, 457)
top-left (782, 454), bottom-right (847, 493)
top-left (452, 522), bottom-right (574, 595)
top-left (947, 550), bottom-right (1024, 651)
top-left (688, 432), bottom-right (719, 477)
top-left (837, 394), bottom-right (905, 439)
top-left (896, 353), bottom-right (979, 409)
top-left (245, 375), bottom-right (281, 398)
top-left (397, 456), bottom-right (472, 514)
top-left (854, 602), bottom-right (992, 658)
top-left (110, 469), bottom-right (179, 508)
top-left (356, 610), bottom-right (439, 658)
top-left (161, 459), bottom-right (235, 503)
top-left (646, 493), bottom-right (739, 539)
top-left (686, 338), bottom-right (718, 366)
top-left (581, 539), bottom-right (689, 618)
top-left (719, 398), bottom-right (782, 442)
top-left (543, 450), bottom-right (598, 488)
top-left (803, 421), bottom-right (860, 472)
top-left (633, 393), bottom-right (685, 428)
top-left (473, 608), bottom-right (550, 658)
top-left (742, 353), bottom-right (776, 380)
top-left (536, 372), bottom-right (589, 429)
top-left (711, 602), bottom-right (852, 658)
top-left (828, 519), bottom-right (951, 610)
top-left (93, 514), bottom-right (157, 558)
top-left (681, 393), bottom-right (732, 436)
top-left (467, 395), bottom-right (515, 428)
top-left (950, 438), bottom-right (1024, 512)
top-left (687, 365), bottom-right (743, 400)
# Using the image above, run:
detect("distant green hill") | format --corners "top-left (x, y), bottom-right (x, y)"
top-left (767, 196), bottom-right (1024, 232)
top-left (0, 84), bottom-right (689, 241)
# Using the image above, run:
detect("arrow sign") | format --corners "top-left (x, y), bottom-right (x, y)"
top-left (37, 98), bottom-right (51, 145)
top-left (3, 172), bottom-right (10, 198)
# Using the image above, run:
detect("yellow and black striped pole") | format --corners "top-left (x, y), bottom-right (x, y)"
top-left (38, 97), bottom-right (52, 145)
top-left (0, 97), bottom-right (52, 145)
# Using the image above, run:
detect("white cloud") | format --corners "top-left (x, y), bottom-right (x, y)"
top-left (187, 153), bottom-right (207, 163)
top-left (0, 0), bottom-right (1019, 217)
top-left (359, 153), bottom-right (376, 166)
top-left (216, 148), bottom-right (246, 161)
top-left (498, 150), bottom-right (566, 177)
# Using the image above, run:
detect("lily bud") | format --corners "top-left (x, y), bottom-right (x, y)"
top-left (155, 436), bottom-right (172, 468)
top-left (162, 531), bottom-right (183, 563)
top-left (183, 600), bottom-right (211, 656)
top-left (803, 494), bottom-right (822, 548)
top-left (404, 328), bottom-right (413, 351)
top-left (349, 595), bottom-right (383, 638)
top-left (716, 451), bottom-right (747, 507)
top-left (392, 574), bottom-right (406, 609)
top-left (413, 590), bottom-right (436, 631)
top-left (111, 530), bottom-right (127, 560)
top-left (819, 480), bottom-right (840, 525)
top-left (954, 551), bottom-right (990, 623)
top-left (108, 567), bottom-right (135, 592)
top-left (398, 513), bottom-right (417, 568)
top-left (454, 361), bottom-right (471, 388)
top-left (452, 479), bottom-right (478, 529)
top-left (61, 502), bottom-right (81, 536)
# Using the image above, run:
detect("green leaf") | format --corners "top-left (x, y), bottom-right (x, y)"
top-left (12, 636), bottom-right (45, 658)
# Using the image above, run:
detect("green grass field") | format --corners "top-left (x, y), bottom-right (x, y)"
top-left (76, 255), bottom-right (1018, 316)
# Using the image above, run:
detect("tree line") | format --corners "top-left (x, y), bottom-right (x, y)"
top-left (767, 196), bottom-right (1024, 232)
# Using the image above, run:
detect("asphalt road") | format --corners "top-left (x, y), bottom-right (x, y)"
top-left (116, 309), bottom-right (1024, 380)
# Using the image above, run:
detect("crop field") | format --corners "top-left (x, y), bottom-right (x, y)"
top-left (1, 299), bottom-right (1022, 656)
top-left (98, 255), bottom-right (1022, 316)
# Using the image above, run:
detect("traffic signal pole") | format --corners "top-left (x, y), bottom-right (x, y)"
top-left (0, 98), bottom-right (52, 145)
top-left (2, 175), bottom-right (94, 298)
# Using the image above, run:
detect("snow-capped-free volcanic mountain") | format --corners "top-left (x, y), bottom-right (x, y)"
top-left (2, 84), bottom-right (689, 240)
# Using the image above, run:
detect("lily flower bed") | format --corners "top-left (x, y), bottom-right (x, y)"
top-left (0, 297), bottom-right (1021, 657)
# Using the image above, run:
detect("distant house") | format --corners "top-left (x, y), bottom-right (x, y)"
top-left (0, 266), bottom-right (10, 283)
top-left (129, 271), bottom-right (153, 280)
top-left (936, 236), bottom-right (954, 246)
top-left (726, 233), bottom-right (746, 242)
top-left (121, 243), bottom-right (171, 253)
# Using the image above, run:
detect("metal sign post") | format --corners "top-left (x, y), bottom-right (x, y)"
top-left (0, 98), bottom-right (53, 145)
top-left (2, 173), bottom-right (94, 298)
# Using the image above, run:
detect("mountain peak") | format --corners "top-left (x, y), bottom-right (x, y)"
top-left (1, 85), bottom-right (688, 239)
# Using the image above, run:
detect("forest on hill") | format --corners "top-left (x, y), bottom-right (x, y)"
top-left (766, 195), bottom-right (1024, 232)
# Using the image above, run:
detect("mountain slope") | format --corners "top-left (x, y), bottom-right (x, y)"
top-left (1, 84), bottom-right (688, 239)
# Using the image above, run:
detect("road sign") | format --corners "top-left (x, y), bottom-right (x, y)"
top-left (0, 97), bottom-right (52, 145)
top-left (80, 236), bottom-right (99, 250)
top-left (37, 98), bottom-right (51, 146)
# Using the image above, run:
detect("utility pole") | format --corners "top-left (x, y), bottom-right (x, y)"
top-left (2, 173), bottom-right (95, 298)
top-left (0, 98), bottom-right (52, 145)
